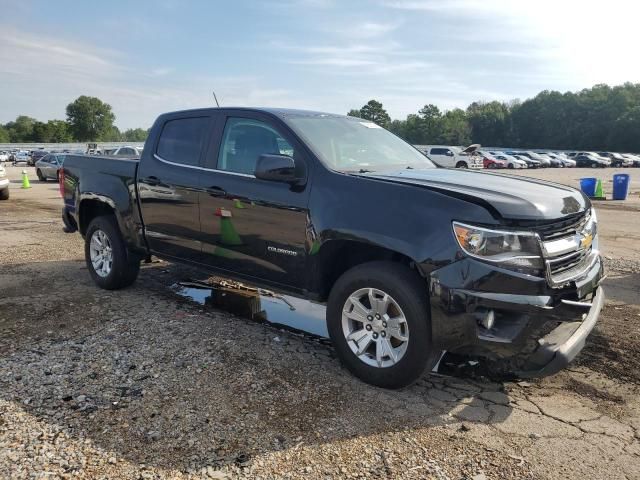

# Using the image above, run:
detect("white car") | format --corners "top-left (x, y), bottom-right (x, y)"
top-left (110, 146), bottom-right (143, 158)
top-left (490, 151), bottom-right (527, 169)
top-left (0, 151), bottom-right (9, 163)
top-left (0, 163), bottom-right (9, 200)
top-left (418, 144), bottom-right (483, 169)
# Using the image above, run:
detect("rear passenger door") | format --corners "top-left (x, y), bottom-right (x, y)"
top-left (138, 113), bottom-right (215, 261)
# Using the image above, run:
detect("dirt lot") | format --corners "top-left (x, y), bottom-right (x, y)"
top-left (1, 166), bottom-right (639, 479)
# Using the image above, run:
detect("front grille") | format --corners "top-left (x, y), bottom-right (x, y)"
top-left (531, 211), bottom-right (590, 241)
top-left (529, 210), bottom-right (596, 287)
top-left (547, 248), bottom-right (591, 275)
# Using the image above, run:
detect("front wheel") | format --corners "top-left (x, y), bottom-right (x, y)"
top-left (327, 261), bottom-right (438, 389)
top-left (0, 188), bottom-right (9, 200)
top-left (85, 215), bottom-right (140, 290)
top-left (455, 161), bottom-right (468, 168)
top-left (36, 169), bottom-right (45, 181)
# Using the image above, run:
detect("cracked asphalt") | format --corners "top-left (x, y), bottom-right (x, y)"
top-left (1, 167), bottom-right (639, 479)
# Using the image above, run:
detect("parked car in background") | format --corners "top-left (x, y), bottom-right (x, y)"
top-left (550, 153), bottom-right (576, 168)
top-left (515, 151), bottom-right (551, 167)
top-left (508, 153), bottom-right (540, 168)
top-left (109, 146), bottom-right (143, 158)
top-left (0, 162), bottom-right (9, 200)
top-left (0, 151), bottom-right (9, 163)
top-left (622, 153), bottom-right (640, 167)
top-left (478, 150), bottom-right (507, 169)
top-left (29, 149), bottom-right (49, 166)
top-left (490, 152), bottom-right (527, 169)
top-left (535, 152), bottom-right (563, 167)
top-left (598, 152), bottom-right (632, 167)
top-left (35, 153), bottom-right (66, 181)
top-left (13, 151), bottom-right (30, 165)
top-left (575, 152), bottom-right (609, 168)
top-left (419, 144), bottom-right (483, 169)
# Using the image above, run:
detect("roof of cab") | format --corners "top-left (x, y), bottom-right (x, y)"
top-left (158, 107), bottom-right (348, 120)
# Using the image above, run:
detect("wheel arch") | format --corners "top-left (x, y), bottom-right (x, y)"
top-left (310, 239), bottom-right (422, 302)
top-left (78, 196), bottom-right (120, 236)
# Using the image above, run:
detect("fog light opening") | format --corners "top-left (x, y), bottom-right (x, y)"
top-left (480, 309), bottom-right (495, 330)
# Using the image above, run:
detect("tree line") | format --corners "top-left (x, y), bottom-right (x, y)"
top-left (0, 96), bottom-right (149, 144)
top-left (348, 83), bottom-right (640, 152)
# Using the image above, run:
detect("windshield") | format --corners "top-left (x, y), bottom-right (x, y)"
top-left (286, 115), bottom-right (436, 172)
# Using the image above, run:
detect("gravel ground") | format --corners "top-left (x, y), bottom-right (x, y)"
top-left (1, 168), bottom-right (639, 479)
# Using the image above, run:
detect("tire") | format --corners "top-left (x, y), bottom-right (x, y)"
top-left (507, 163), bottom-right (514, 169)
top-left (0, 188), bottom-right (9, 201)
top-left (36, 169), bottom-right (45, 181)
top-left (455, 161), bottom-right (468, 168)
top-left (327, 261), bottom-right (439, 389)
top-left (85, 215), bottom-right (140, 290)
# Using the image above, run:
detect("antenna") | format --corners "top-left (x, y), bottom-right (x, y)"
top-left (212, 90), bottom-right (220, 107)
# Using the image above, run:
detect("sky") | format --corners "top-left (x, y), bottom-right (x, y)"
top-left (1, 0), bottom-right (639, 129)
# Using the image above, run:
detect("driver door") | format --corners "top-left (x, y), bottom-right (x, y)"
top-left (197, 112), bottom-right (311, 291)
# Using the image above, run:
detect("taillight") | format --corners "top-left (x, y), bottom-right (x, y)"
top-left (58, 169), bottom-right (65, 197)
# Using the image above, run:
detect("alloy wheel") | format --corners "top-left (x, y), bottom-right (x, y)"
top-left (341, 288), bottom-right (409, 368)
top-left (89, 229), bottom-right (113, 277)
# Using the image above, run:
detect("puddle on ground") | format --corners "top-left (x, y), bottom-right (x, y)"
top-left (171, 277), bottom-right (490, 379)
top-left (172, 277), bottom-right (329, 338)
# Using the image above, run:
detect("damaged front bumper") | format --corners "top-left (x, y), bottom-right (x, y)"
top-left (428, 254), bottom-right (604, 378)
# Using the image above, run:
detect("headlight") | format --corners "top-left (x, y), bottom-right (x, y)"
top-left (452, 222), bottom-right (543, 274)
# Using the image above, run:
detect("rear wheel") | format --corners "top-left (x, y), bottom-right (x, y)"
top-left (36, 169), bottom-right (45, 181)
top-left (0, 188), bottom-right (9, 200)
top-left (85, 215), bottom-right (140, 290)
top-left (327, 261), bottom-right (438, 389)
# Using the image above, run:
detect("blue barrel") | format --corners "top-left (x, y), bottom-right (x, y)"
top-left (580, 178), bottom-right (597, 197)
top-left (612, 174), bottom-right (630, 200)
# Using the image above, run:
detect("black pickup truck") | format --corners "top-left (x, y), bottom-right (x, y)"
top-left (61, 108), bottom-right (604, 388)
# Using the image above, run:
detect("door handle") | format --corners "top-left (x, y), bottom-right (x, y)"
top-left (206, 186), bottom-right (227, 197)
top-left (144, 176), bottom-right (160, 186)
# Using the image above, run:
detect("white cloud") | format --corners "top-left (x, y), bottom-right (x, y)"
top-left (0, 29), bottom-right (298, 129)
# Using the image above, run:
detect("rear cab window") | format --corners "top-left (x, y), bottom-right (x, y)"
top-left (156, 117), bottom-right (209, 166)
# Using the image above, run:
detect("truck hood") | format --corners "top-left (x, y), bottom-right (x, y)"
top-left (368, 168), bottom-right (588, 221)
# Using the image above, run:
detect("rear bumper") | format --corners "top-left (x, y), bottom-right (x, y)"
top-left (427, 254), bottom-right (604, 377)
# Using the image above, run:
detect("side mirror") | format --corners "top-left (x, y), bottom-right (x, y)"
top-left (255, 154), bottom-right (297, 183)
top-left (446, 151), bottom-right (454, 156)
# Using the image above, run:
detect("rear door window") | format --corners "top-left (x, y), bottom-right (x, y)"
top-left (157, 117), bottom-right (209, 166)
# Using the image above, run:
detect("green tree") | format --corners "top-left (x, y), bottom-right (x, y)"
top-left (66, 96), bottom-right (116, 141)
top-left (0, 125), bottom-right (10, 143)
top-left (358, 100), bottom-right (391, 128)
top-left (5, 116), bottom-right (38, 142)
top-left (440, 108), bottom-right (471, 145)
top-left (122, 128), bottom-right (148, 142)
top-left (418, 104), bottom-right (443, 143)
top-left (608, 106), bottom-right (640, 152)
top-left (346, 109), bottom-right (362, 118)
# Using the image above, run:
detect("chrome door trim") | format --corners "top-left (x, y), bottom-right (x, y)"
top-left (153, 154), bottom-right (255, 178)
